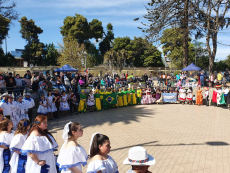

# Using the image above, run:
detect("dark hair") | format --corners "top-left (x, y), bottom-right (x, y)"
top-left (90, 134), bottom-right (109, 158)
top-left (0, 110), bottom-right (3, 115)
top-left (15, 119), bottom-right (30, 136)
top-left (0, 119), bottom-right (10, 131)
top-left (68, 122), bottom-right (80, 139)
top-left (61, 91), bottom-right (65, 95)
top-left (27, 115), bottom-right (55, 144)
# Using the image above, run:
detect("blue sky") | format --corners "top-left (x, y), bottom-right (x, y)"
top-left (2, 0), bottom-right (230, 61)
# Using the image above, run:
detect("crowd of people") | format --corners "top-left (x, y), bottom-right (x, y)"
top-left (0, 115), bottom-right (155, 173)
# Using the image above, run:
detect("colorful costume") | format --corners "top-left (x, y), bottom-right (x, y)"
top-left (127, 90), bottom-right (132, 106)
top-left (131, 89), bottom-right (137, 105)
top-left (179, 89), bottom-right (186, 101)
top-left (196, 89), bottom-right (203, 105)
top-left (78, 94), bottom-right (87, 113)
top-left (60, 95), bottom-right (70, 111)
top-left (122, 90), bottom-right (128, 106)
top-left (136, 89), bottom-right (142, 104)
top-left (99, 90), bottom-right (105, 106)
top-left (94, 93), bottom-right (101, 111)
top-left (187, 89), bottom-right (193, 101)
top-left (117, 92), bottom-right (124, 107)
top-left (87, 93), bottom-right (95, 106)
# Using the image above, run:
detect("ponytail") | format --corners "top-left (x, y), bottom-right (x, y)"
top-left (90, 134), bottom-right (109, 158)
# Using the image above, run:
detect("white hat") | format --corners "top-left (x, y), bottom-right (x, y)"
top-left (8, 94), bottom-right (13, 98)
top-left (25, 93), bottom-right (30, 96)
top-left (123, 146), bottom-right (155, 166)
top-left (1, 93), bottom-right (9, 97)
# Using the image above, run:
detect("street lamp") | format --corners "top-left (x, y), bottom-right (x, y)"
top-left (5, 36), bottom-right (10, 54)
top-left (164, 55), bottom-right (167, 74)
top-left (83, 51), bottom-right (87, 69)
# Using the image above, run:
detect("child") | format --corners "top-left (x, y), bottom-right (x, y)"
top-left (87, 133), bottom-right (118, 173)
top-left (187, 87), bottom-right (193, 105)
top-left (0, 119), bottom-right (14, 173)
top-left (136, 87), bottom-right (142, 105)
top-left (123, 146), bottom-right (155, 173)
top-left (87, 90), bottom-right (95, 112)
top-left (94, 89), bottom-right (102, 111)
top-left (192, 95), bottom-right (196, 105)
top-left (69, 90), bottom-right (78, 115)
top-left (37, 94), bottom-right (48, 115)
top-left (60, 91), bottom-right (70, 116)
top-left (204, 87), bottom-right (210, 106)
top-left (47, 91), bottom-right (57, 120)
top-left (78, 90), bottom-right (87, 113)
top-left (179, 86), bottom-right (186, 105)
top-left (57, 122), bottom-right (88, 172)
top-left (9, 119), bottom-right (30, 173)
top-left (156, 89), bottom-right (162, 104)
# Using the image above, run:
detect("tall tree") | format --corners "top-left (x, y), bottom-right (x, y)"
top-left (0, 15), bottom-right (10, 44)
top-left (104, 49), bottom-right (117, 75)
top-left (44, 43), bottom-right (59, 66)
top-left (116, 49), bottom-right (128, 75)
top-left (19, 17), bottom-right (45, 66)
top-left (0, 48), bottom-right (17, 66)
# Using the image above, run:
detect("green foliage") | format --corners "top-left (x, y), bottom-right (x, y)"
top-left (87, 43), bottom-right (103, 66)
top-left (44, 43), bottom-right (59, 66)
top-left (173, 70), bottom-right (180, 76)
top-left (0, 48), bottom-right (17, 66)
top-left (0, 15), bottom-right (10, 44)
top-left (224, 55), bottom-right (230, 68)
top-left (214, 61), bottom-right (229, 71)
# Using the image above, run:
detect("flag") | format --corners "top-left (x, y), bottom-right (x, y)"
top-left (219, 93), bottom-right (226, 105)
top-left (103, 93), bottom-right (117, 105)
top-left (162, 93), bottom-right (177, 102)
top-left (212, 91), bottom-right (217, 103)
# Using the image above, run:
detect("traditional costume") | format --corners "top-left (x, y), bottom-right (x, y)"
top-left (57, 122), bottom-right (88, 173)
top-left (215, 85), bottom-right (223, 106)
top-left (21, 134), bottom-right (58, 173)
top-left (117, 90), bottom-right (124, 107)
top-left (141, 89), bottom-right (147, 104)
top-left (126, 89), bottom-right (132, 106)
top-left (122, 89), bottom-right (128, 106)
top-left (204, 87), bottom-right (210, 106)
top-left (78, 91), bottom-right (87, 113)
top-left (0, 95), bottom-right (11, 118)
top-left (186, 89), bottom-right (193, 101)
top-left (179, 88), bottom-right (186, 101)
top-left (196, 88), bottom-right (203, 105)
top-left (131, 88), bottom-right (137, 105)
top-left (136, 88), bottom-right (142, 104)
top-left (99, 90), bottom-right (105, 106)
top-left (16, 101), bottom-right (29, 120)
top-left (60, 95), bottom-right (70, 111)
top-left (8, 98), bottom-right (19, 130)
top-left (23, 93), bottom-right (35, 122)
top-left (87, 93), bottom-right (95, 106)
top-left (37, 98), bottom-right (48, 115)
top-left (10, 133), bottom-right (28, 173)
top-left (94, 90), bottom-right (101, 111)
top-left (47, 95), bottom-right (57, 113)
top-left (0, 130), bottom-right (15, 173)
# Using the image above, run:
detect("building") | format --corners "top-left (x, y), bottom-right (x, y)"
top-left (11, 49), bottom-right (28, 67)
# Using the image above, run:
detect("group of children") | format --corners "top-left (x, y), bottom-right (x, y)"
top-left (0, 115), bottom-right (155, 173)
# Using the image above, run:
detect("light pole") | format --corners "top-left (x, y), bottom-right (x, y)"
top-left (83, 51), bottom-right (87, 69)
top-left (164, 55), bottom-right (167, 74)
top-left (5, 36), bottom-right (10, 54)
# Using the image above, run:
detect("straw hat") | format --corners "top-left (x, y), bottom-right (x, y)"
top-left (215, 84), bottom-right (222, 88)
top-left (123, 146), bottom-right (155, 166)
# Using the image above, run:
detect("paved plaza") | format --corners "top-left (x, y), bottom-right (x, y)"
top-left (49, 104), bottom-right (230, 173)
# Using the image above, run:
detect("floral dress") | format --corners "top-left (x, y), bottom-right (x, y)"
top-left (60, 95), bottom-right (70, 111)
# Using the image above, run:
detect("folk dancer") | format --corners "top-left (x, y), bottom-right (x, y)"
top-left (23, 93), bottom-right (35, 122)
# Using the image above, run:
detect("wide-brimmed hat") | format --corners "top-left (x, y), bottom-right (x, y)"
top-left (204, 87), bottom-right (209, 90)
top-left (216, 85), bottom-right (222, 88)
top-left (123, 146), bottom-right (155, 166)
top-left (1, 93), bottom-right (9, 97)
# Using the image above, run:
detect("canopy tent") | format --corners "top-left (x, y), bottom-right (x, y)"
top-left (54, 64), bottom-right (78, 72)
top-left (182, 63), bottom-right (201, 71)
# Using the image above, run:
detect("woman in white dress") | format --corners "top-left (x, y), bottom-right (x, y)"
top-left (187, 87), bottom-right (193, 105)
top-left (47, 91), bottom-right (57, 120)
top-left (87, 90), bottom-right (95, 112)
top-left (57, 122), bottom-right (88, 173)
top-left (60, 91), bottom-right (70, 116)
top-left (37, 94), bottom-right (48, 115)
top-left (179, 86), bottom-right (186, 105)
top-left (8, 94), bottom-right (19, 129)
top-left (10, 119), bottom-right (30, 173)
top-left (20, 115), bottom-right (58, 173)
top-left (87, 133), bottom-right (119, 173)
top-left (0, 118), bottom-right (14, 173)
top-left (16, 96), bottom-right (29, 121)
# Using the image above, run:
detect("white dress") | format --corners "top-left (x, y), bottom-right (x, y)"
top-left (187, 89), bottom-right (193, 101)
top-left (57, 144), bottom-right (88, 173)
top-left (9, 101), bottom-right (20, 130)
top-left (0, 130), bottom-right (15, 172)
top-left (10, 134), bottom-right (28, 173)
top-left (47, 96), bottom-right (57, 113)
top-left (37, 99), bottom-right (48, 115)
top-left (16, 101), bottom-right (29, 120)
top-left (23, 98), bottom-right (35, 109)
top-left (0, 100), bottom-right (11, 116)
top-left (21, 134), bottom-right (58, 173)
top-left (86, 155), bottom-right (119, 173)
top-left (179, 89), bottom-right (186, 101)
top-left (87, 94), bottom-right (95, 106)
top-left (60, 95), bottom-right (70, 111)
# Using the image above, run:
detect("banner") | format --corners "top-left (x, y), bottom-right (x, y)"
top-left (162, 93), bottom-right (177, 102)
top-left (212, 91), bottom-right (217, 103)
top-left (103, 93), bottom-right (117, 106)
top-left (219, 93), bottom-right (226, 105)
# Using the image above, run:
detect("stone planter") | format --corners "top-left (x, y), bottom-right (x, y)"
top-left (128, 83), bottom-right (139, 89)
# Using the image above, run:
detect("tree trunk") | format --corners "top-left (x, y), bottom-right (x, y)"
top-left (182, 0), bottom-right (189, 68)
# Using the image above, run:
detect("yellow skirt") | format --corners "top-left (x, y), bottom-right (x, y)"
top-left (132, 93), bottom-right (137, 105)
top-left (95, 98), bottom-right (101, 111)
top-left (78, 99), bottom-right (86, 113)
top-left (123, 95), bottom-right (128, 106)
top-left (118, 96), bottom-right (124, 107)
top-left (127, 94), bottom-right (132, 105)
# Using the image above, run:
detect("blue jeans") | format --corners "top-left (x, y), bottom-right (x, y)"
top-left (201, 79), bottom-right (204, 87)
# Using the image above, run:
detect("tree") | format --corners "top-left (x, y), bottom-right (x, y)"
top-left (104, 49), bottom-right (117, 75)
top-left (0, 15), bottom-right (10, 44)
top-left (191, 0), bottom-right (230, 74)
top-left (44, 43), bottom-right (59, 66)
top-left (19, 17), bottom-right (45, 66)
top-left (87, 43), bottom-right (103, 66)
top-left (57, 35), bottom-right (86, 69)
top-left (116, 49), bottom-right (128, 75)
top-left (0, 48), bottom-right (17, 66)
top-left (224, 55), bottom-right (230, 68)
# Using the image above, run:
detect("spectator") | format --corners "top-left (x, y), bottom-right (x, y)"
top-left (50, 77), bottom-right (56, 86)
top-left (88, 77), bottom-right (94, 88)
top-left (23, 70), bottom-right (32, 79)
top-left (200, 71), bottom-right (205, 87)
top-left (79, 77), bottom-right (85, 87)
top-left (53, 88), bottom-right (61, 118)
top-left (101, 78), bottom-right (106, 87)
top-left (143, 72), bottom-right (148, 82)
top-left (38, 83), bottom-right (48, 97)
top-left (14, 74), bottom-right (23, 100)
top-left (176, 73), bottom-right (180, 82)
top-left (45, 79), bottom-right (53, 89)
top-left (0, 74), bottom-right (5, 96)
top-left (217, 71), bottom-right (223, 83)
top-left (225, 69), bottom-right (229, 82)
top-left (32, 79), bottom-right (39, 91)
top-left (5, 72), bottom-right (16, 95)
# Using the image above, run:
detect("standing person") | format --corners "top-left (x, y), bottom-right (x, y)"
top-left (200, 71), bottom-right (205, 87)
top-left (23, 93), bottom-right (35, 122)
top-left (179, 86), bottom-right (186, 105)
top-left (217, 71), bottom-right (223, 84)
top-left (176, 79), bottom-right (181, 91)
top-left (53, 88), bottom-right (61, 118)
top-left (8, 94), bottom-right (19, 129)
top-left (16, 95), bottom-right (29, 121)
top-left (0, 94), bottom-right (11, 119)
top-left (204, 87), bottom-right (210, 106)
top-left (23, 70), bottom-right (32, 92)
top-left (94, 89), bottom-right (102, 111)
top-left (196, 86), bottom-right (203, 106)
top-left (78, 90), bottom-right (87, 113)
top-left (37, 94), bottom-right (48, 116)
top-left (117, 88), bottom-right (124, 107)
top-left (210, 74), bottom-right (214, 87)
top-left (0, 119), bottom-right (14, 173)
top-left (5, 72), bottom-right (16, 95)
top-left (122, 88), bottom-right (128, 107)
top-left (14, 74), bottom-right (23, 100)
top-left (87, 90), bottom-right (95, 112)
top-left (176, 73), bottom-right (180, 82)
top-left (127, 88), bottom-right (132, 106)
top-left (0, 74), bottom-right (6, 97)
top-left (69, 89), bottom-right (78, 115)
top-left (60, 91), bottom-right (70, 116)
top-left (87, 133), bottom-right (119, 173)
top-left (167, 77), bottom-right (171, 91)
top-left (131, 86), bottom-right (137, 105)
top-left (123, 146), bottom-right (155, 173)
top-left (20, 115), bottom-right (58, 173)
top-left (47, 91), bottom-right (57, 120)
top-left (136, 87), bottom-right (142, 105)
top-left (187, 87), bottom-right (193, 105)
top-left (9, 119), bottom-right (31, 173)
top-left (57, 122), bottom-right (88, 173)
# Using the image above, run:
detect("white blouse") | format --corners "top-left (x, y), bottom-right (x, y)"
top-left (57, 144), bottom-right (88, 173)
top-left (87, 155), bottom-right (119, 173)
